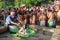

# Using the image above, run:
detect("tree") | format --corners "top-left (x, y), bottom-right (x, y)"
top-left (0, 0), bottom-right (52, 9)
top-left (14, 0), bottom-right (19, 8)
top-left (0, 1), bottom-right (3, 9)
top-left (20, 0), bottom-right (52, 7)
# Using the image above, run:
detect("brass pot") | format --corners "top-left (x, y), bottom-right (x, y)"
top-left (0, 25), bottom-right (8, 33)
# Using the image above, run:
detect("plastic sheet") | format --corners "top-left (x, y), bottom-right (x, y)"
top-left (10, 28), bottom-right (36, 38)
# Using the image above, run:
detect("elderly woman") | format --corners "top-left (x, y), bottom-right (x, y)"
top-left (0, 10), bottom-right (8, 33)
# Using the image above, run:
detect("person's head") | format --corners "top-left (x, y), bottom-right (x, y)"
top-left (10, 11), bottom-right (15, 18)
top-left (18, 14), bottom-right (23, 21)
top-left (48, 10), bottom-right (52, 14)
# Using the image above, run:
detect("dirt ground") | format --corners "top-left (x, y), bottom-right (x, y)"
top-left (0, 25), bottom-right (60, 40)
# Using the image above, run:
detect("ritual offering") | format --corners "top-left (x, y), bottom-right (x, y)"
top-left (10, 23), bottom-right (36, 38)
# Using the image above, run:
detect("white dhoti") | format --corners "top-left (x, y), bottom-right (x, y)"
top-left (40, 21), bottom-right (46, 27)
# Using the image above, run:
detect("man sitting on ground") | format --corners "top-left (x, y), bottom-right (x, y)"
top-left (5, 11), bottom-right (20, 26)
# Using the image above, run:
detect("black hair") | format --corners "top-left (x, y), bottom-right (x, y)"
top-left (48, 10), bottom-right (52, 12)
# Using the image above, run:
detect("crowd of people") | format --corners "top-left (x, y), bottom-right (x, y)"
top-left (0, 3), bottom-right (60, 29)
